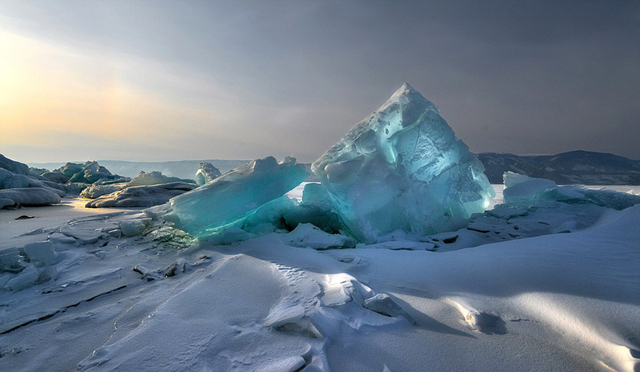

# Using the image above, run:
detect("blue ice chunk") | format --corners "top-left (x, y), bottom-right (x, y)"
top-left (312, 83), bottom-right (494, 243)
top-left (170, 157), bottom-right (308, 238)
top-left (578, 188), bottom-right (640, 210)
top-left (502, 172), bottom-right (558, 206)
top-left (282, 183), bottom-right (342, 233)
top-left (194, 162), bottom-right (221, 186)
top-left (502, 172), bottom-right (640, 210)
top-left (240, 183), bottom-right (343, 236)
top-left (242, 196), bottom-right (298, 235)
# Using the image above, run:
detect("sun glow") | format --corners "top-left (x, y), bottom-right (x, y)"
top-left (0, 29), bottom-right (223, 161)
top-left (0, 30), bottom-right (128, 143)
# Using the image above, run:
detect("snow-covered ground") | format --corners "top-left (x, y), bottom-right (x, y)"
top-left (1, 186), bottom-right (639, 372)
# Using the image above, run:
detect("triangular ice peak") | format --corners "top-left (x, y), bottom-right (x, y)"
top-left (400, 82), bottom-right (416, 92)
top-left (380, 83), bottom-right (438, 114)
top-left (312, 84), bottom-right (494, 243)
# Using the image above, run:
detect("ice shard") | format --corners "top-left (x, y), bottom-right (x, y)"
top-left (312, 83), bottom-right (494, 243)
top-left (502, 172), bottom-right (558, 206)
top-left (170, 157), bottom-right (308, 238)
top-left (129, 171), bottom-right (187, 186)
top-left (194, 162), bottom-right (221, 186)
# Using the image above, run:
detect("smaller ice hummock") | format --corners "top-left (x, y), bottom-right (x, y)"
top-left (502, 172), bottom-right (640, 210)
top-left (312, 83), bottom-right (495, 243)
top-left (67, 161), bottom-right (120, 184)
top-left (80, 171), bottom-right (192, 201)
top-left (0, 188), bottom-right (62, 209)
top-left (38, 161), bottom-right (126, 187)
top-left (0, 168), bottom-right (31, 189)
top-left (86, 182), bottom-right (196, 208)
top-left (0, 155), bottom-right (66, 209)
top-left (170, 157), bottom-right (309, 238)
top-left (195, 162), bottom-right (221, 186)
top-left (129, 171), bottom-right (189, 186)
top-left (502, 172), bottom-right (558, 205)
top-left (79, 180), bottom-right (130, 199)
top-left (0, 154), bottom-right (29, 175)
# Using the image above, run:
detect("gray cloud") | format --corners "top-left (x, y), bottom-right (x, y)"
top-left (2, 0), bottom-right (639, 162)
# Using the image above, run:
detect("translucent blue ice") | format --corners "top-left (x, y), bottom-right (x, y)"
top-left (311, 83), bottom-right (494, 243)
top-left (170, 157), bottom-right (308, 238)
top-left (502, 172), bottom-right (558, 206)
top-left (502, 171), bottom-right (640, 210)
top-left (194, 162), bottom-right (221, 186)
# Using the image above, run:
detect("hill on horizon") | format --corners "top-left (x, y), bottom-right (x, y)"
top-left (479, 150), bottom-right (640, 185)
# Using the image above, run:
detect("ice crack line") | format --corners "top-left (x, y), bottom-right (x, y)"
top-left (0, 285), bottom-right (128, 335)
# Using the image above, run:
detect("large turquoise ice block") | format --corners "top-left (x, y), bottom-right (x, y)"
top-left (170, 157), bottom-right (308, 238)
top-left (311, 83), bottom-right (495, 243)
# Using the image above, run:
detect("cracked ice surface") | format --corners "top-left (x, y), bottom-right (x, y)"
top-left (312, 83), bottom-right (495, 242)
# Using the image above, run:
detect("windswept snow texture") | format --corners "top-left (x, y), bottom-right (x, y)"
top-left (1, 193), bottom-right (639, 372)
top-left (312, 83), bottom-right (494, 243)
top-left (195, 162), bottom-right (221, 186)
top-left (170, 157), bottom-right (309, 238)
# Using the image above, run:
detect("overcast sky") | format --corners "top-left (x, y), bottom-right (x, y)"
top-left (1, 0), bottom-right (639, 163)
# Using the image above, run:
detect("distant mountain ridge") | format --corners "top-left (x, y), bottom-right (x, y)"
top-left (478, 150), bottom-right (640, 185)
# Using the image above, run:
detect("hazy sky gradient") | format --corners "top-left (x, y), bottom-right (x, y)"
top-left (1, 0), bottom-right (639, 163)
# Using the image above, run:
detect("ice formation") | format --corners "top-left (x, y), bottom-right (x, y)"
top-left (502, 171), bottom-right (558, 205)
top-left (0, 168), bottom-right (31, 189)
top-left (0, 154), bottom-right (30, 175)
top-left (0, 155), bottom-right (66, 208)
top-left (194, 162), bottom-right (221, 186)
top-left (502, 172), bottom-right (640, 210)
top-left (129, 171), bottom-right (189, 187)
top-left (311, 83), bottom-right (494, 243)
top-left (36, 161), bottom-right (127, 189)
top-left (240, 196), bottom-right (299, 235)
top-left (363, 293), bottom-right (416, 324)
top-left (86, 182), bottom-right (196, 208)
top-left (67, 162), bottom-right (119, 184)
top-left (281, 183), bottom-right (342, 233)
top-left (79, 171), bottom-right (193, 202)
top-left (282, 223), bottom-right (355, 249)
top-left (0, 188), bottom-right (62, 209)
top-left (170, 156), bottom-right (308, 238)
top-left (79, 180), bottom-right (129, 199)
top-left (224, 183), bottom-right (341, 239)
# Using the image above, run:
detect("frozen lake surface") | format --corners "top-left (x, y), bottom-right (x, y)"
top-left (0, 185), bottom-right (639, 372)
